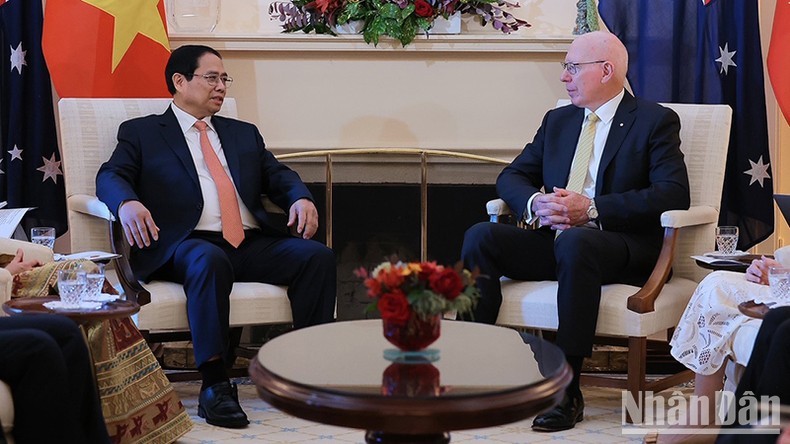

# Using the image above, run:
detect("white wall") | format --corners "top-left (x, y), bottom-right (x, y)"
top-left (168, 0), bottom-right (787, 251)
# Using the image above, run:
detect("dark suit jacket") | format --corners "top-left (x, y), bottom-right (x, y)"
top-left (497, 92), bottom-right (691, 275)
top-left (96, 106), bottom-right (312, 281)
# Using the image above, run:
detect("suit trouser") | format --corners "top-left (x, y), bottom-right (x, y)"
top-left (0, 314), bottom-right (110, 444)
top-left (461, 222), bottom-right (657, 357)
top-left (151, 230), bottom-right (336, 367)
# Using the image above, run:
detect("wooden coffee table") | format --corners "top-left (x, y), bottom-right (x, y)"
top-left (249, 319), bottom-right (571, 443)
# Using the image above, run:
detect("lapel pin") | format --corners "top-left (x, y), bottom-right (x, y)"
top-left (619, 123), bottom-right (624, 127)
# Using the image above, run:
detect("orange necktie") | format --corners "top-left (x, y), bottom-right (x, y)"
top-left (194, 121), bottom-right (245, 248)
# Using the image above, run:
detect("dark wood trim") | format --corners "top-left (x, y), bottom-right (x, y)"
top-left (627, 227), bottom-right (679, 313)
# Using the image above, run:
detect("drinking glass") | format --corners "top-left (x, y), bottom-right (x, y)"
top-left (715, 226), bottom-right (739, 255)
top-left (57, 269), bottom-right (87, 308)
top-left (166, 0), bottom-right (221, 32)
top-left (769, 267), bottom-right (790, 300)
top-left (30, 227), bottom-right (56, 250)
top-left (80, 262), bottom-right (105, 301)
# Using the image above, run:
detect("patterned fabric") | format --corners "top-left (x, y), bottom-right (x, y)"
top-left (11, 260), bottom-right (192, 443)
top-left (669, 270), bottom-right (766, 375)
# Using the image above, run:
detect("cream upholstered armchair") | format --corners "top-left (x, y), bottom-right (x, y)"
top-left (486, 102), bottom-right (733, 418)
top-left (56, 99), bottom-right (292, 368)
top-left (0, 238), bottom-right (57, 442)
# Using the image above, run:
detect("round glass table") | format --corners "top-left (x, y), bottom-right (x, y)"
top-left (249, 319), bottom-right (570, 443)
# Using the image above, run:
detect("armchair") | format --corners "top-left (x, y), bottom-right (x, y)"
top-left (486, 102), bottom-right (732, 421)
top-left (56, 99), bottom-right (292, 377)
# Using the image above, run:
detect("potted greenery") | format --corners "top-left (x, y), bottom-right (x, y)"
top-left (269, 0), bottom-right (530, 46)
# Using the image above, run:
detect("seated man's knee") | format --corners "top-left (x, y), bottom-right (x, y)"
top-left (462, 222), bottom-right (496, 253)
top-left (554, 228), bottom-right (595, 259)
top-left (306, 242), bottom-right (335, 269)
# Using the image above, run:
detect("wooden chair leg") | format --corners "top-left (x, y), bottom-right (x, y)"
top-left (626, 336), bottom-right (647, 424)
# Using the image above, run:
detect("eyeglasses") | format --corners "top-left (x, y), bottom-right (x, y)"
top-left (186, 72), bottom-right (233, 87)
top-left (560, 60), bottom-right (606, 76)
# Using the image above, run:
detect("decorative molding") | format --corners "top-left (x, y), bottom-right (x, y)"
top-left (169, 33), bottom-right (573, 53)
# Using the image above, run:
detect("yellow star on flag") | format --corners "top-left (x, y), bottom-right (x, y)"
top-left (81, 0), bottom-right (170, 72)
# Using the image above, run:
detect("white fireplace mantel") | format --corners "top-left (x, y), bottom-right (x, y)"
top-left (169, 33), bottom-right (573, 53)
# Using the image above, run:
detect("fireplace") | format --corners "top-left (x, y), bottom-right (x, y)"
top-left (307, 183), bottom-right (498, 320)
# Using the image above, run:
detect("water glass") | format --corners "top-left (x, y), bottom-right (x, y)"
top-left (715, 226), bottom-right (739, 255)
top-left (57, 269), bottom-right (87, 308)
top-left (769, 267), bottom-right (790, 300)
top-left (30, 226), bottom-right (56, 250)
top-left (80, 262), bottom-right (105, 301)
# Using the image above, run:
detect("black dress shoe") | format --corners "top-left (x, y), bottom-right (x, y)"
top-left (531, 390), bottom-right (584, 432)
top-left (198, 381), bottom-right (249, 428)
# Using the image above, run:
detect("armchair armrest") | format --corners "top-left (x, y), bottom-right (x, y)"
top-left (67, 194), bottom-right (150, 306)
top-left (661, 206), bottom-right (718, 228)
top-left (486, 198), bottom-right (519, 224)
top-left (68, 194), bottom-right (115, 221)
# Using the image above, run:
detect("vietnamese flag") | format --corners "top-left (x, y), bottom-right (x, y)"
top-left (42, 0), bottom-right (171, 98)
top-left (768, 0), bottom-right (790, 124)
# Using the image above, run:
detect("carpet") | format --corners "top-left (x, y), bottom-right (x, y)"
top-left (172, 379), bottom-right (658, 443)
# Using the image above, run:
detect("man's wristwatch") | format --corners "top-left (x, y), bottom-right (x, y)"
top-left (586, 198), bottom-right (598, 222)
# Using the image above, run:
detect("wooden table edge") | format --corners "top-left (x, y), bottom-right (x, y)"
top-left (249, 356), bottom-right (571, 434)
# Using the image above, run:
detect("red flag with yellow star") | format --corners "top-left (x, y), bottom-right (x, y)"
top-left (41, 0), bottom-right (171, 97)
top-left (768, 0), bottom-right (790, 124)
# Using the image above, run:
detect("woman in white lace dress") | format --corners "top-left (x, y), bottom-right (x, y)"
top-left (668, 247), bottom-right (790, 426)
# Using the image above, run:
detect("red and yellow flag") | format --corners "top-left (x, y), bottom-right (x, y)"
top-left (768, 0), bottom-right (790, 124)
top-left (42, 0), bottom-right (171, 98)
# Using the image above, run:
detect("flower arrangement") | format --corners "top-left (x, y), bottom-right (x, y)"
top-left (269, 0), bottom-right (530, 46)
top-left (355, 259), bottom-right (480, 324)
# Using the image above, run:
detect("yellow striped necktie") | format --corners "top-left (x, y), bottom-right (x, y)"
top-left (566, 112), bottom-right (599, 194)
top-left (556, 112), bottom-right (598, 239)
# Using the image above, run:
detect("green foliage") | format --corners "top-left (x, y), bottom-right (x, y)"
top-left (270, 0), bottom-right (531, 47)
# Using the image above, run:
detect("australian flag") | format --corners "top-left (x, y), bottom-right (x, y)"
top-left (0, 0), bottom-right (67, 237)
top-left (598, 0), bottom-right (773, 250)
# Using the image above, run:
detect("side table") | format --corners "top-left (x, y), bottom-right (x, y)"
top-left (2, 297), bottom-right (139, 325)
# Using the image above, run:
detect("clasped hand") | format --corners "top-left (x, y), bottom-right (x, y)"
top-left (532, 187), bottom-right (591, 231)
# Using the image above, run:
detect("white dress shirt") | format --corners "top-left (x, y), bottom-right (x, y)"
top-left (525, 90), bottom-right (625, 225)
top-left (171, 103), bottom-right (259, 232)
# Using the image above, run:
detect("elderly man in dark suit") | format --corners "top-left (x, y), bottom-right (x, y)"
top-left (461, 31), bottom-right (690, 432)
top-left (96, 45), bottom-right (336, 428)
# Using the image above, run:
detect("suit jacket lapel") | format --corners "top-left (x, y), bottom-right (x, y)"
top-left (596, 92), bottom-right (637, 194)
top-left (159, 108), bottom-right (200, 189)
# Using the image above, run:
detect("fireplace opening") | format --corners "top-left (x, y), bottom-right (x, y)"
top-left (307, 183), bottom-right (498, 321)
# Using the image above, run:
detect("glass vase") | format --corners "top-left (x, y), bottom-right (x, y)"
top-left (166, 0), bottom-right (221, 33)
top-left (382, 312), bottom-right (441, 351)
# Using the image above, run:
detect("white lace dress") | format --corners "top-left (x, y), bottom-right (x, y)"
top-left (669, 270), bottom-right (768, 375)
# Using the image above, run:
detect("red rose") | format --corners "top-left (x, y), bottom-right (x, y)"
top-left (417, 261), bottom-right (439, 282)
top-left (414, 0), bottom-right (434, 18)
top-left (378, 290), bottom-right (411, 324)
top-left (429, 268), bottom-right (464, 300)
top-left (364, 277), bottom-right (382, 298)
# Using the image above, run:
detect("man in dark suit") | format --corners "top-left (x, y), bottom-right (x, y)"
top-left (461, 31), bottom-right (690, 432)
top-left (96, 45), bottom-right (336, 428)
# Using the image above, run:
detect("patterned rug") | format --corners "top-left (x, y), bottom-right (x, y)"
top-left (171, 378), bottom-right (672, 443)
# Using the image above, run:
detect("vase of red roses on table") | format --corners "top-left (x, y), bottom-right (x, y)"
top-left (356, 258), bottom-right (479, 352)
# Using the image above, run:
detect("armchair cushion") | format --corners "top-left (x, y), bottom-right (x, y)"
top-left (136, 281), bottom-right (290, 331)
top-left (497, 277), bottom-right (699, 337)
top-left (0, 379), bottom-right (11, 438)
